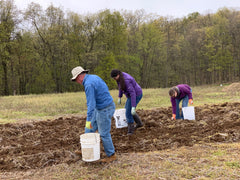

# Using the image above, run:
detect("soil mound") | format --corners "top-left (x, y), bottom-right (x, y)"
top-left (222, 82), bottom-right (240, 93)
top-left (0, 102), bottom-right (240, 171)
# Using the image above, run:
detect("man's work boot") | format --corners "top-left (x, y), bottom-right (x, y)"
top-left (133, 113), bottom-right (143, 129)
top-left (127, 123), bottom-right (135, 135)
top-left (100, 153), bottom-right (117, 163)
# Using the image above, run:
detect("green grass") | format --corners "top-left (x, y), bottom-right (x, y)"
top-left (0, 84), bottom-right (239, 123)
top-left (226, 162), bottom-right (240, 168)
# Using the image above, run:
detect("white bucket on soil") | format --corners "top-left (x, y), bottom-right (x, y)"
top-left (113, 108), bottom-right (128, 128)
top-left (182, 106), bottom-right (195, 120)
top-left (80, 133), bottom-right (100, 162)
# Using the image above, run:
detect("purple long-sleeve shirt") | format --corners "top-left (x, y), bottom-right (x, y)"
top-left (170, 84), bottom-right (193, 114)
top-left (117, 72), bottom-right (142, 107)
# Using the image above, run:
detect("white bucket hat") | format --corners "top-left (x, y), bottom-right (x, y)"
top-left (71, 66), bottom-right (89, 81)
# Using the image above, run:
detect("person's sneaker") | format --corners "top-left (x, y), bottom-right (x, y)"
top-left (74, 150), bottom-right (82, 156)
top-left (100, 153), bottom-right (117, 163)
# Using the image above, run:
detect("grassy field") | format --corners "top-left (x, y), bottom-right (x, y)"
top-left (0, 84), bottom-right (239, 124)
top-left (27, 143), bottom-right (239, 179)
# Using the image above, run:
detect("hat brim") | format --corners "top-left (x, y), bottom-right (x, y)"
top-left (71, 70), bottom-right (89, 81)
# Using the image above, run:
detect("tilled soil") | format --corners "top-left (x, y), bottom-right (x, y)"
top-left (0, 102), bottom-right (240, 171)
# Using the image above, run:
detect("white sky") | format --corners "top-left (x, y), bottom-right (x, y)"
top-left (14, 0), bottom-right (240, 18)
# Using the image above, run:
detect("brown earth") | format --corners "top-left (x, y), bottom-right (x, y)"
top-left (222, 82), bottom-right (240, 94)
top-left (0, 102), bottom-right (240, 172)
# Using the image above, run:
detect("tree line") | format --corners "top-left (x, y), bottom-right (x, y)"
top-left (0, 0), bottom-right (240, 95)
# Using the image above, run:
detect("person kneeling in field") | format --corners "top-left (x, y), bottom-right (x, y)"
top-left (169, 84), bottom-right (193, 120)
top-left (71, 66), bottom-right (116, 163)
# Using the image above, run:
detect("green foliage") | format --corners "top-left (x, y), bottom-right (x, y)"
top-left (0, 2), bottom-right (239, 95)
top-left (0, 0), bottom-right (17, 95)
top-left (95, 52), bottom-right (117, 89)
top-left (26, 62), bottom-right (56, 94)
top-left (225, 162), bottom-right (240, 168)
top-left (137, 21), bottom-right (167, 88)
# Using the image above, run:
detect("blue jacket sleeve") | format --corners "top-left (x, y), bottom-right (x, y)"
top-left (85, 84), bottom-right (96, 122)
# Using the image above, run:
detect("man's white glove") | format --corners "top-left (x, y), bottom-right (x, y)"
top-left (117, 98), bottom-right (121, 105)
top-left (131, 107), bottom-right (136, 115)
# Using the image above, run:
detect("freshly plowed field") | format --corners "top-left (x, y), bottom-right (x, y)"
top-left (0, 102), bottom-right (240, 171)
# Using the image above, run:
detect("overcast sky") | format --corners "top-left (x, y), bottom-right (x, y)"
top-left (14, 0), bottom-right (240, 18)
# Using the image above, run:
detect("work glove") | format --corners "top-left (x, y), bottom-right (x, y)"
top-left (117, 98), bottom-right (121, 105)
top-left (85, 121), bottom-right (93, 129)
top-left (189, 99), bottom-right (193, 105)
top-left (131, 107), bottom-right (136, 115)
top-left (171, 114), bottom-right (176, 120)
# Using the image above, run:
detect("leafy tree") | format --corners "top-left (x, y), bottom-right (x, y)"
top-left (0, 4), bottom-right (239, 95)
top-left (95, 52), bottom-right (117, 89)
top-left (0, 0), bottom-right (18, 95)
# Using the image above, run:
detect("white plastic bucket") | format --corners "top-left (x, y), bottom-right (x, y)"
top-left (113, 108), bottom-right (128, 128)
top-left (182, 106), bottom-right (195, 120)
top-left (80, 133), bottom-right (100, 162)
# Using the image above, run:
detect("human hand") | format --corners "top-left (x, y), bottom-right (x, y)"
top-left (117, 98), bottom-right (121, 105)
top-left (85, 121), bottom-right (93, 129)
top-left (189, 99), bottom-right (193, 105)
top-left (131, 107), bottom-right (136, 115)
top-left (171, 114), bottom-right (176, 120)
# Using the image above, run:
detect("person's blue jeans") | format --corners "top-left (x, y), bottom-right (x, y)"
top-left (175, 95), bottom-right (189, 119)
top-left (85, 102), bottom-right (115, 157)
top-left (125, 94), bottom-right (143, 123)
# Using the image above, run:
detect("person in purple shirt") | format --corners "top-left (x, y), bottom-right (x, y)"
top-left (169, 84), bottom-right (193, 120)
top-left (111, 69), bottom-right (143, 135)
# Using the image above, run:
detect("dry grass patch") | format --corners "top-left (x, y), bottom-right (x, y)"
top-left (1, 142), bottom-right (239, 180)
